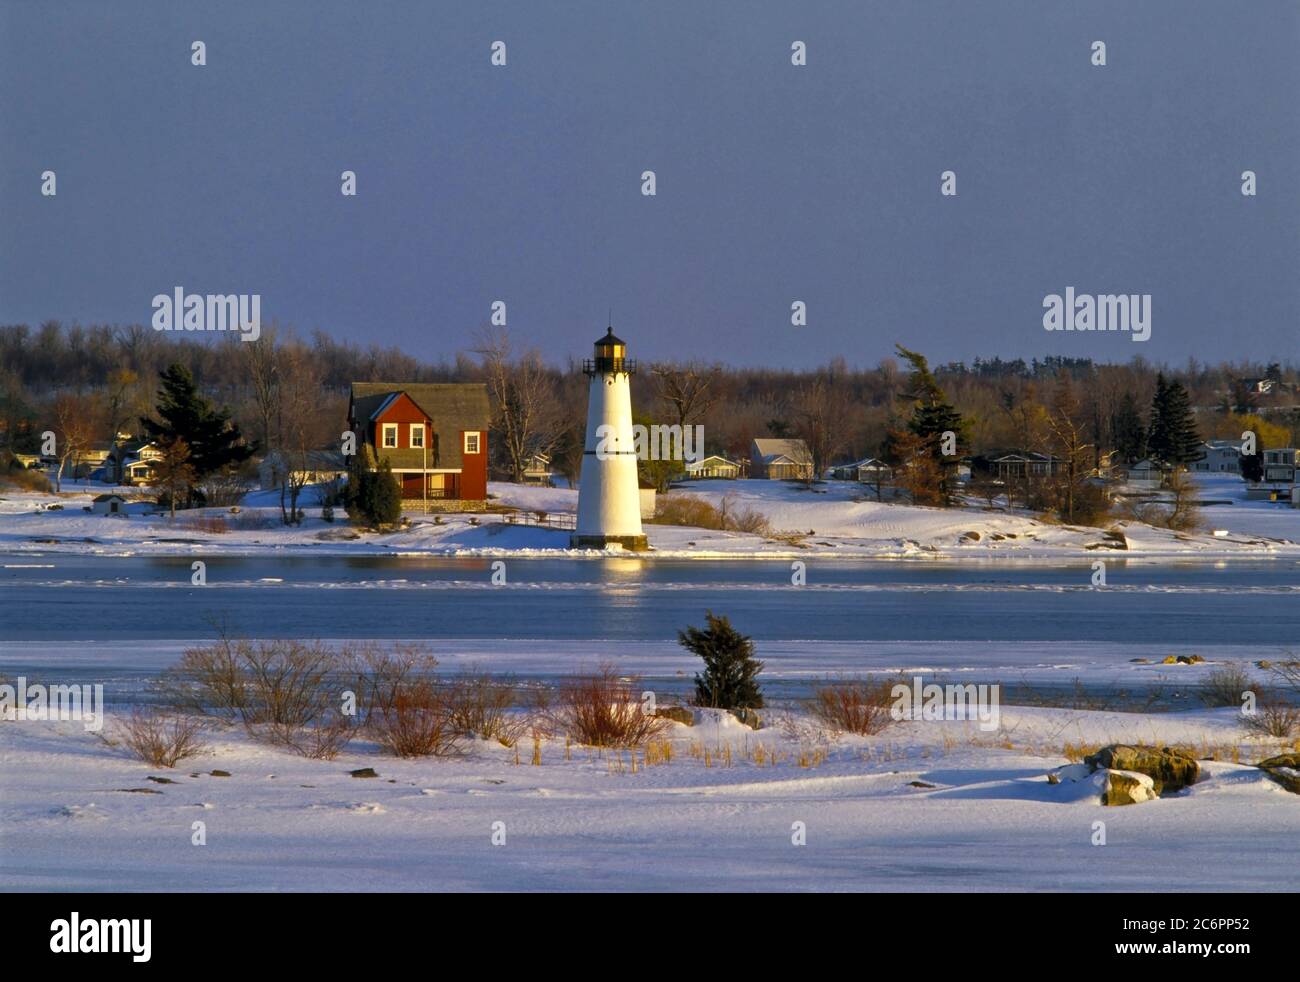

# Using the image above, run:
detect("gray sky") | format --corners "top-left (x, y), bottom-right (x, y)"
top-left (3, 0), bottom-right (1297, 368)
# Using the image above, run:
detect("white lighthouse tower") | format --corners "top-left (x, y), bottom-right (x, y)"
top-left (572, 327), bottom-right (648, 550)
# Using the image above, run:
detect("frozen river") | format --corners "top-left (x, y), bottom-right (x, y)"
top-left (2, 555), bottom-right (1298, 645)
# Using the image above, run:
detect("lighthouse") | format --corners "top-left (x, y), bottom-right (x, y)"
top-left (572, 327), bottom-right (649, 550)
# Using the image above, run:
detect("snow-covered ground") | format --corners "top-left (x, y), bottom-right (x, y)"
top-left (2, 473), bottom-right (1298, 560)
top-left (3, 704), bottom-right (1296, 891)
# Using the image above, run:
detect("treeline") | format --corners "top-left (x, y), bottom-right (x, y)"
top-left (2, 321), bottom-right (1298, 491)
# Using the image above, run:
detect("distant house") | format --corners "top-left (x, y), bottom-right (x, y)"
top-left (974, 450), bottom-right (1062, 481)
top-left (1127, 458), bottom-right (1164, 489)
top-left (750, 438), bottom-right (813, 481)
top-left (91, 493), bottom-right (127, 516)
top-left (1263, 448), bottom-right (1300, 484)
top-left (685, 455), bottom-right (741, 480)
top-left (120, 442), bottom-right (164, 485)
top-left (1191, 439), bottom-right (1243, 474)
top-left (259, 449), bottom-right (348, 491)
top-left (347, 382), bottom-right (491, 501)
top-left (522, 452), bottom-right (553, 485)
top-left (828, 457), bottom-right (893, 483)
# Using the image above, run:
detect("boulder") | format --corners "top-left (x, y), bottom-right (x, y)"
top-left (1256, 753), bottom-right (1300, 795)
top-left (653, 706), bottom-right (694, 726)
top-left (1099, 770), bottom-right (1157, 806)
top-left (1083, 745), bottom-right (1200, 795)
top-left (348, 767), bottom-right (379, 779)
top-left (729, 708), bottom-right (762, 730)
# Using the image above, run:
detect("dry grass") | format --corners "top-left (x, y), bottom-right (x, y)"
top-left (179, 513), bottom-right (229, 534)
top-left (549, 664), bottom-right (670, 748)
top-left (116, 708), bottom-right (208, 767)
top-left (807, 677), bottom-right (897, 735)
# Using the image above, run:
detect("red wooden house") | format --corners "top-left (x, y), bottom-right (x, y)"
top-left (347, 382), bottom-right (490, 501)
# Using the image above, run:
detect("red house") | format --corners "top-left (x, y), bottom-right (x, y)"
top-left (347, 382), bottom-right (490, 502)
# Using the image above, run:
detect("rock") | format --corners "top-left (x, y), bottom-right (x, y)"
top-left (349, 767), bottom-right (379, 779)
top-left (1161, 655), bottom-right (1178, 664)
top-left (1099, 770), bottom-right (1157, 806)
top-left (146, 776), bottom-right (177, 784)
top-left (1256, 753), bottom-right (1300, 794)
top-left (653, 706), bottom-right (694, 726)
top-left (729, 708), bottom-right (762, 730)
top-left (1083, 745), bottom-right (1200, 795)
top-left (1130, 658), bottom-right (1151, 664)
top-left (209, 769), bottom-right (231, 777)
top-left (1177, 655), bottom-right (1205, 665)
top-left (115, 788), bottom-right (163, 794)
top-left (959, 531), bottom-right (981, 542)
top-left (907, 780), bottom-right (936, 788)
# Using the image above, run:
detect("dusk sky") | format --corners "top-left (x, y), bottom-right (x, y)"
top-left (3, 1), bottom-right (1297, 368)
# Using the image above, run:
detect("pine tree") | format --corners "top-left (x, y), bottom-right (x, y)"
top-left (1161, 380), bottom-right (1202, 466)
top-left (1110, 391), bottom-right (1146, 465)
top-left (1145, 374), bottom-right (1170, 464)
top-left (1147, 374), bottom-right (1200, 467)
top-left (892, 345), bottom-right (968, 505)
top-left (680, 612), bottom-right (764, 710)
top-left (140, 364), bottom-right (253, 486)
top-left (369, 459), bottom-right (403, 525)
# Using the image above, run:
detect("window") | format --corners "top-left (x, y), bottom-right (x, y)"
top-left (464, 431), bottom-right (481, 454)
top-left (382, 423), bottom-right (398, 448)
top-left (410, 423), bottom-right (425, 449)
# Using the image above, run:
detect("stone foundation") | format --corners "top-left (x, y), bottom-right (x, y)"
top-left (569, 533), bottom-right (649, 551)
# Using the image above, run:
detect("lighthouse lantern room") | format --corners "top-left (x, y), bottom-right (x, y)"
top-left (572, 326), bottom-right (649, 550)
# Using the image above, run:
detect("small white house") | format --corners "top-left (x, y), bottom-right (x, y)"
top-left (91, 493), bottom-right (127, 516)
top-left (1191, 440), bottom-right (1243, 473)
top-left (685, 455), bottom-right (741, 479)
top-left (1126, 458), bottom-right (1164, 490)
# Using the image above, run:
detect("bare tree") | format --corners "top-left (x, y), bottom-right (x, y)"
top-left (154, 436), bottom-right (196, 518)
top-left (241, 324), bottom-right (280, 453)
top-left (52, 393), bottom-right (98, 491)
top-left (474, 326), bottom-right (562, 482)
top-left (795, 378), bottom-right (841, 482)
top-left (651, 362), bottom-right (720, 430)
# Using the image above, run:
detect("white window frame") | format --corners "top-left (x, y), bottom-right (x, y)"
top-left (464, 431), bottom-right (481, 454)
top-left (410, 423), bottom-right (425, 449)
top-left (382, 423), bottom-right (398, 449)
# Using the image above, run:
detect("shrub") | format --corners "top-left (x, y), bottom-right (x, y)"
top-left (1242, 694), bottom-right (1300, 738)
top-left (367, 680), bottom-right (459, 757)
top-left (162, 636), bottom-right (361, 756)
top-left (550, 664), bottom-right (668, 748)
top-left (680, 612), bottom-right (764, 710)
top-left (117, 708), bottom-right (208, 767)
top-left (808, 677), bottom-right (897, 735)
top-left (345, 454), bottom-right (403, 527)
top-left (444, 671), bottom-right (528, 744)
top-left (1200, 664), bottom-right (1253, 708)
top-left (650, 494), bottom-right (771, 535)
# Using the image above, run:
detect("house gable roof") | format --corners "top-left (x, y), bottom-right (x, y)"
top-left (349, 382), bottom-right (490, 471)
top-left (751, 438), bottom-right (810, 465)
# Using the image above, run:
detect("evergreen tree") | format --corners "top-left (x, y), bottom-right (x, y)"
top-left (1145, 374), bottom-right (1170, 464)
top-left (1110, 391), bottom-right (1146, 464)
top-left (1148, 374), bottom-right (1200, 467)
top-left (680, 612), bottom-right (764, 710)
top-left (892, 345), bottom-right (968, 504)
top-left (140, 364), bottom-right (253, 485)
top-left (344, 449), bottom-right (402, 526)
